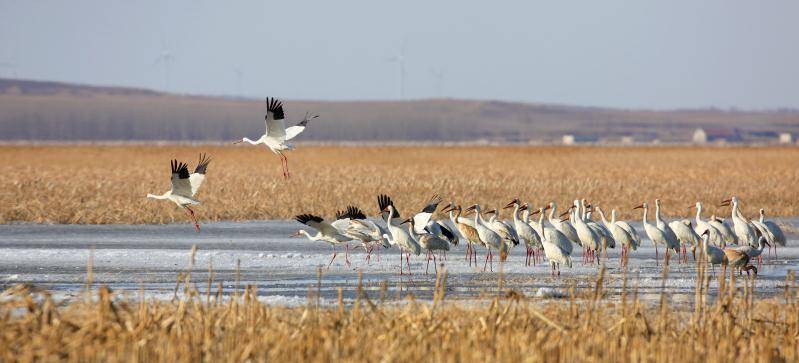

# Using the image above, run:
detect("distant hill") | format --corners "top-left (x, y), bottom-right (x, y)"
top-left (1, 78), bottom-right (797, 143)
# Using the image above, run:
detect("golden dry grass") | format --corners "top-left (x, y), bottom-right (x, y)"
top-left (1, 145), bottom-right (798, 224)
top-left (1, 259), bottom-right (797, 362)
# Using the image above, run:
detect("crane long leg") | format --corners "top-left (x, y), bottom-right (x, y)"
top-left (426, 250), bottom-right (431, 275)
top-left (277, 151), bottom-right (290, 179)
top-left (433, 253), bottom-right (438, 274)
top-left (655, 245), bottom-right (659, 267)
top-left (344, 244), bottom-right (351, 267)
top-left (328, 245), bottom-right (337, 270)
top-left (406, 253), bottom-right (412, 275)
top-left (185, 207), bottom-right (200, 232)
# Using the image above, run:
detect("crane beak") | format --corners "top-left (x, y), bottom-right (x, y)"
top-left (719, 199), bottom-right (731, 207)
top-left (464, 205), bottom-right (476, 213)
top-left (558, 210), bottom-right (570, 218)
top-left (400, 218), bottom-right (412, 225)
top-left (687, 205), bottom-right (695, 209)
top-left (633, 204), bottom-right (644, 210)
top-left (531, 209), bottom-right (541, 215)
top-left (502, 202), bottom-right (515, 209)
top-left (485, 209), bottom-right (496, 214)
top-left (519, 204), bottom-right (528, 211)
top-left (544, 205), bottom-right (552, 211)
top-left (442, 203), bottom-right (453, 212)
top-left (232, 140), bottom-right (243, 144)
top-left (290, 231), bottom-right (301, 237)
top-left (560, 216), bottom-right (570, 222)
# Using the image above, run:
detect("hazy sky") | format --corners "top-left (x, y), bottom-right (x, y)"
top-left (1, 1), bottom-right (798, 109)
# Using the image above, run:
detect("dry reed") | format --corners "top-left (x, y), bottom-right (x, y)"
top-left (1, 145), bottom-right (798, 224)
top-left (0, 255), bottom-right (797, 362)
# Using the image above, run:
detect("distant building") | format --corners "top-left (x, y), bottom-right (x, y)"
top-left (561, 134), bottom-right (597, 145)
top-left (693, 128), bottom-right (742, 144)
top-left (692, 128), bottom-right (707, 144)
top-left (779, 132), bottom-right (794, 144)
top-left (620, 136), bottom-right (634, 145)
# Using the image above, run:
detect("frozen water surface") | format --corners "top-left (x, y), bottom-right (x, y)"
top-left (0, 219), bottom-right (796, 306)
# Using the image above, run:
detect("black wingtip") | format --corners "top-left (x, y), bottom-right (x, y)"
top-left (297, 112), bottom-right (318, 127)
top-left (420, 194), bottom-right (443, 213)
top-left (295, 214), bottom-right (323, 225)
top-left (194, 153), bottom-right (211, 174)
top-left (346, 205), bottom-right (366, 220)
top-left (265, 97), bottom-right (285, 120)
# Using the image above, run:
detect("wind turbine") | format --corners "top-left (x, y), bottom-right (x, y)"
top-left (386, 41), bottom-right (407, 99)
top-left (430, 67), bottom-right (445, 98)
top-left (233, 67), bottom-right (243, 96)
top-left (153, 32), bottom-right (174, 91)
top-left (0, 61), bottom-right (16, 78)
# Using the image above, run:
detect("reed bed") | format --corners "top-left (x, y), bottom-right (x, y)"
top-left (0, 250), bottom-right (797, 362)
top-left (1, 145), bottom-right (798, 224)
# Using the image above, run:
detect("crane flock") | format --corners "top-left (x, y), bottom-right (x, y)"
top-left (292, 194), bottom-right (785, 277)
top-left (143, 97), bottom-right (788, 278)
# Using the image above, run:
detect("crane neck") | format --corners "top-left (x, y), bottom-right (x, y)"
top-left (597, 208), bottom-right (609, 225)
top-left (548, 204), bottom-right (557, 222)
top-left (654, 202), bottom-right (663, 223)
top-left (695, 203), bottom-right (703, 223)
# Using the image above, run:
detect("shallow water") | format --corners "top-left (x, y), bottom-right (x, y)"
top-left (0, 219), bottom-right (796, 305)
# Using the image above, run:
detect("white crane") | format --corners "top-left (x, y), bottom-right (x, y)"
top-left (585, 206), bottom-right (615, 255)
top-left (668, 219), bottom-right (700, 263)
top-left (405, 217), bottom-right (450, 274)
top-left (549, 202), bottom-right (581, 248)
top-left (595, 206), bottom-right (636, 265)
top-left (612, 209), bottom-right (640, 253)
top-left (721, 197), bottom-right (757, 247)
top-left (654, 199), bottom-right (681, 259)
top-left (333, 206), bottom-right (386, 264)
top-left (759, 208), bottom-right (786, 258)
top-left (570, 200), bottom-right (600, 265)
top-left (292, 214), bottom-right (352, 269)
top-left (147, 154), bottom-right (211, 232)
top-left (464, 204), bottom-right (503, 272)
top-left (689, 202), bottom-right (724, 247)
top-left (634, 202), bottom-right (675, 266)
top-left (484, 208), bottom-right (520, 261)
top-left (379, 195), bottom-right (421, 275)
top-left (233, 97), bottom-right (318, 178)
top-left (535, 207), bottom-right (572, 276)
top-left (708, 215), bottom-right (737, 246)
top-left (520, 204), bottom-right (546, 265)
top-left (411, 195), bottom-right (458, 248)
top-left (534, 205), bottom-right (573, 256)
top-left (504, 199), bottom-right (542, 266)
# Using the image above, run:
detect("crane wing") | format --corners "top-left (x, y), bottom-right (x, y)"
top-left (295, 214), bottom-right (341, 237)
top-left (378, 194), bottom-right (400, 221)
top-left (169, 159), bottom-right (193, 198)
top-left (285, 112), bottom-right (317, 141)
top-left (413, 194), bottom-right (442, 232)
top-left (264, 97), bottom-right (286, 141)
top-left (189, 153), bottom-right (211, 196)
